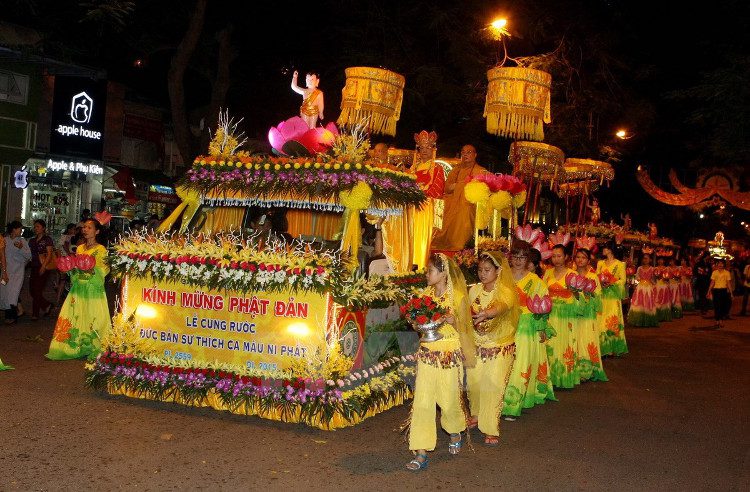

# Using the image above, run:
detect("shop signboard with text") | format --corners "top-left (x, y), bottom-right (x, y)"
top-left (49, 76), bottom-right (107, 160)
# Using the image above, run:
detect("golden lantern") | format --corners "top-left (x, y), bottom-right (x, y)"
top-left (509, 141), bottom-right (564, 186)
top-left (484, 66), bottom-right (552, 141)
top-left (337, 67), bottom-right (405, 137)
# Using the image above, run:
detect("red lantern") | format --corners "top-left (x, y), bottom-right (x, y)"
top-left (75, 254), bottom-right (96, 271)
top-left (57, 255), bottom-right (74, 273)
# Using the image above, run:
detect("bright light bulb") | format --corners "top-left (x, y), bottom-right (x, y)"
top-left (491, 18), bottom-right (508, 30)
top-left (616, 129), bottom-right (628, 139)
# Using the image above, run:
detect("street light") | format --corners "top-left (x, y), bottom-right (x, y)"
top-left (489, 18), bottom-right (509, 39)
top-left (615, 129), bottom-right (635, 140)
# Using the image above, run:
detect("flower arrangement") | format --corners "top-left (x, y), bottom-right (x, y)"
top-left (110, 231), bottom-right (346, 296)
top-left (565, 272), bottom-right (596, 299)
top-left (400, 295), bottom-right (447, 326)
top-left (57, 254), bottom-right (96, 273)
top-left (85, 349), bottom-right (416, 430)
top-left (464, 173), bottom-right (527, 229)
top-left (598, 270), bottom-right (617, 288)
top-left (182, 155), bottom-right (425, 209)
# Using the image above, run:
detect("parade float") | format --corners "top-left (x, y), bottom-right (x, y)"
top-left (86, 69), bottom-right (435, 430)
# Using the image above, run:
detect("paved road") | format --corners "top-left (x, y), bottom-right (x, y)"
top-left (1, 298), bottom-right (749, 490)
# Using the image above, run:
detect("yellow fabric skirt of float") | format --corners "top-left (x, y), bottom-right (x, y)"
top-left (381, 211), bottom-right (413, 274)
top-left (105, 384), bottom-right (413, 431)
top-left (409, 200), bottom-right (434, 271)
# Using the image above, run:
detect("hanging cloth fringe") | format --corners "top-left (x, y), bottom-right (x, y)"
top-left (337, 67), bottom-right (405, 137)
top-left (484, 67), bottom-right (552, 142)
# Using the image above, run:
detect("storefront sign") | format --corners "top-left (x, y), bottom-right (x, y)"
top-left (46, 159), bottom-right (104, 175)
top-left (49, 76), bottom-right (107, 159)
top-left (123, 277), bottom-right (330, 371)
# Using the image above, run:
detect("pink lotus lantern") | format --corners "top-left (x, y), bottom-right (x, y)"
top-left (57, 255), bottom-right (75, 273)
top-left (548, 231), bottom-right (571, 247)
top-left (75, 254), bottom-right (96, 271)
top-left (268, 116), bottom-right (339, 156)
top-left (526, 294), bottom-right (552, 314)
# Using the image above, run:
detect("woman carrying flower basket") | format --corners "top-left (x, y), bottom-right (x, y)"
top-left (595, 243), bottom-right (628, 356)
top-left (573, 249), bottom-right (608, 382)
top-left (542, 244), bottom-right (580, 389)
top-left (465, 251), bottom-right (519, 445)
top-left (502, 241), bottom-right (556, 420)
top-left (47, 218), bottom-right (111, 360)
top-left (627, 254), bottom-right (658, 327)
top-left (405, 253), bottom-right (475, 471)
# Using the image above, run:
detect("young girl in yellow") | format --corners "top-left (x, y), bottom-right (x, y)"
top-left (466, 251), bottom-right (520, 446)
top-left (407, 253), bottom-right (475, 471)
top-left (573, 249), bottom-right (607, 382)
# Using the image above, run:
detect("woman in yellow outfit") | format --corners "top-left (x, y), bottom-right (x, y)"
top-left (407, 253), bottom-right (476, 471)
top-left (466, 252), bottom-right (520, 446)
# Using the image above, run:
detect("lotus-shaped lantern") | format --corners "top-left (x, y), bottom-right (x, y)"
top-left (75, 254), bottom-right (96, 271)
top-left (268, 116), bottom-right (339, 156)
top-left (526, 294), bottom-right (552, 315)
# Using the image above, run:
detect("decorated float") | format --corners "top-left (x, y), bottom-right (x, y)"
top-left (86, 70), bottom-right (435, 429)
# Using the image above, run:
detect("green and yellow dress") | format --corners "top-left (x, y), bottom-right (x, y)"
top-left (596, 259), bottom-right (628, 356)
top-left (543, 268), bottom-right (580, 389)
top-left (503, 272), bottom-right (556, 417)
top-left (46, 243), bottom-right (111, 360)
top-left (574, 271), bottom-right (608, 382)
top-left (409, 286), bottom-right (469, 451)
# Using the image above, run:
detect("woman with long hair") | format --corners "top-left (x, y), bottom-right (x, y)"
top-left (502, 240), bottom-right (556, 420)
top-left (46, 219), bottom-right (111, 360)
top-left (596, 243), bottom-right (628, 356)
top-left (627, 254), bottom-right (658, 327)
top-left (573, 249), bottom-right (608, 382)
top-left (28, 219), bottom-right (54, 319)
top-left (543, 244), bottom-right (580, 389)
top-left (406, 253), bottom-right (475, 471)
top-left (465, 251), bottom-right (519, 445)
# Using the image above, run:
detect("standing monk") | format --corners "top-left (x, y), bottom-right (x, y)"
top-left (432, 145), bottom-right (488, 251)
top-left (409, 131), bottom-right (445, 270)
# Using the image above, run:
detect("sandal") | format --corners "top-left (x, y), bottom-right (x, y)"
top-left (448, 433), bottom-right (462, 455)
top-left (467, 416), bottom-right (478, 430)
top-left (406, 453), bottom-right (429, 471)
top-left (484, 435), bottom-right (499, 446)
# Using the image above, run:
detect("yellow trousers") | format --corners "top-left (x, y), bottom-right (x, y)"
top-left (408, 361), bottom-right (466, 451)
top-left (466, 345), bottom-right (516, 437)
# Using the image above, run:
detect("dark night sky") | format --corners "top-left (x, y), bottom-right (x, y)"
top-left (5, 0), bottom-right (749, 241)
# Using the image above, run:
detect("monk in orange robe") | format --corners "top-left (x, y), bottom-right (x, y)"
top-left (432, 145), bottom-right (488, 251)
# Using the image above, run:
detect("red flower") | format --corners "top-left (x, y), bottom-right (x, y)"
top-left (259, 263), bottom-right (267, 271)
top-left (230, 261), bottom-right (238, 269)
top-left (416, 315), bottom-right (428, 324)
top-left (249, 263), bottom-right (257, 272)
top-left (431, 312), bottom-right (441, 321)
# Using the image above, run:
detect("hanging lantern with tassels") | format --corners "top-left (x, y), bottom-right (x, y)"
top-left (337, 67), bottom-right (405, 137)
top-left (484, 66), bottom-right (552, 141)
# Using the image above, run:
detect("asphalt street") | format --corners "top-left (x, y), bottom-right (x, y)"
top-left (1, 291), bottom-right (749, 490)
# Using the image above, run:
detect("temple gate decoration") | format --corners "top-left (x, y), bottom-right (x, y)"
top-left (637, 166), bottom-right (750, 211)
top-left (337, 67), bottom-right (405, 137)
top-left (484, 66), bottom-right (552, 141)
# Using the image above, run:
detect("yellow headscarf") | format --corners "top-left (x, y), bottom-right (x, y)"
top-left (433, 253), bottom-right (477, 368)
top-left (478, 251), bottom-right (521, 331)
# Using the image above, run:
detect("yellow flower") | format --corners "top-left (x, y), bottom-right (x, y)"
top-left (199, 159), bottom-right (206, 166)
top-left (343, 163), bottom-right (351, 170)
top-left (324, 163), bottom-right (332, 170)
top-left (209, 160), bottom-right (217, 166)
top-left (294, 163), bottom-right (302, 169)
top-left (245, 162), bottom-right (253, 169)
top-left (355, 163), bottom-right (362, 170)
top-left (314, 163), bottom-right (321, 169)
top-left (339, 181), bottom-right (373, 210)
top-left (236, 162), bottom-right (243, 168)
top-left (465, 181), bottom-right (490, 204)
top-left (274, 164), bottom-right (281, 171)
top-left (284, 163), bottom-right (291, 169)
top-left (333, 163), bottom-right (341, 170)
top-left (264, 163), bottom-right (270, 170)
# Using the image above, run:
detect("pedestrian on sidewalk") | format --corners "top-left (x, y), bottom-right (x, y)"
top-left (0, 221), bottom-right (31, 324)
top-left (28, 219), bottom-right (54, 320)
top-left (707, 259), bottom-right (733, 328)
